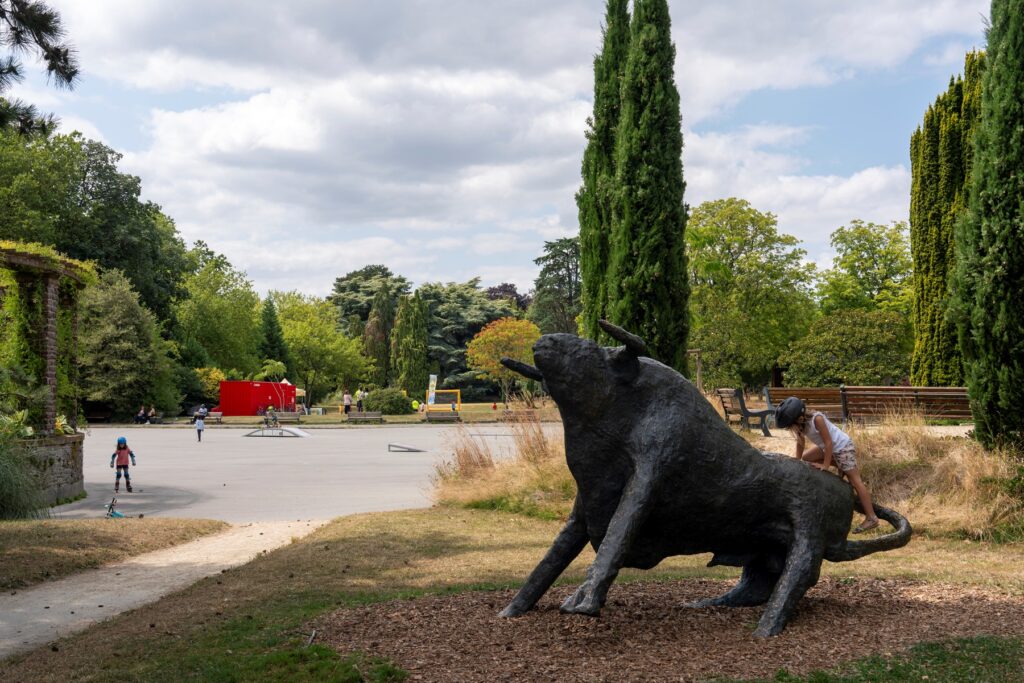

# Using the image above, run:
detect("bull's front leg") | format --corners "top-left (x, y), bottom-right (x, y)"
top-left (499, 499), bottom-right (588, 617)
top-left (560, 465), bottom-right (657, 616)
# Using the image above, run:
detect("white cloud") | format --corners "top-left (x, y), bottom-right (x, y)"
top-left (37, 0), bottom-right (985, 294)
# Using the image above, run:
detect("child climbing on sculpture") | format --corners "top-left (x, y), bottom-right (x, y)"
top-left (109, 436), bottom-right (137, 493)
top-left (775, 397), bottom-right (880, 533)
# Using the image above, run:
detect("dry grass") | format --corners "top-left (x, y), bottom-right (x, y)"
top-left (434, 411), bottom-right (574, 520)
top-left (746, 411), bottom-right (1023, 541)
top-left (439, 403), bottom-right (1023, 541)
top-left (0, 517), bottom-right (228, 589)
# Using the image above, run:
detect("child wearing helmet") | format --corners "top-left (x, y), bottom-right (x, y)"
top-left (775, 397), bottom-right (879, 533)
top-left (109, 436), bottom-right (137, 493)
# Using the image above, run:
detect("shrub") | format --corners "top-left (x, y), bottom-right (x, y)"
top-left (364, 388), bottom-right (414, 415)
top-left (0, 430), bottom-right (47, 520)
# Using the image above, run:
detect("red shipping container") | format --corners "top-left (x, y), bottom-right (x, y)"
top-left (216, 380), bottom-right (297, 416)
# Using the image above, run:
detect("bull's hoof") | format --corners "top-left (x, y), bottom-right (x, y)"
top-left (559, 589), bottom-right (601, 616)
top-left (498, 603), bottom-right (527, 618)
top-left (752, 620), bottom-right (785, 638)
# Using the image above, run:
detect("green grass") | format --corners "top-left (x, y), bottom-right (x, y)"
top-left (743, 636), bottom-right (1024, 682)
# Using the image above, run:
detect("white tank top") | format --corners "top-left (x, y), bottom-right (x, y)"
top-left (802, 412), bottom-right (852, 452)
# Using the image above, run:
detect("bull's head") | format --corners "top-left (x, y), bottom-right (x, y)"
top-left (500, 320), bottom-right (648, 416)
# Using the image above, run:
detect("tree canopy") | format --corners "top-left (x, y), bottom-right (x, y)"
top-left (686, 198), bottom-right (814, 388)
top-left (329, 264), bottom-right (410, 332)
top-left (817, 219), bottom-right (913, 317)
top-left (466, 317), bottom-right (541, 404)
top-left (529, 237), bottom-right (581, 335)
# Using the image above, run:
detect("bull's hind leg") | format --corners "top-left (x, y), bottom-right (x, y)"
top-left (753, 536), bottom-right (823, 638)
top-left (689, 557), bottom-right (780, 608)
top-left (499, 502), bottom-right (588, 617)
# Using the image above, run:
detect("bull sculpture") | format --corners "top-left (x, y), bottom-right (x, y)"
top-left (498, 321), bottom-right (912, 637)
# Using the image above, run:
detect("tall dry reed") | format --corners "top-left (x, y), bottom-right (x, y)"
top-left (434, 411), bottom-right (574, 520)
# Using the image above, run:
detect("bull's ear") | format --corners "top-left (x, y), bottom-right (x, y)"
top-left (607, 346), bottom-right (640, 383)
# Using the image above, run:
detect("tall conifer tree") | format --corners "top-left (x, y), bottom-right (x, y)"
top-left (952, 0), bottom-right (1024, 447)
top-left (910, 51), bottom-right (985, 386)
top-left (257, 296), bottom-right (292, 371)
top-left (390, 292), bottom-right (430, 395)
top-left (606, 0), bottom-right (689, 372)
top-left (363, 284), bottom-right (397, 387)
top-left (578, 0), bottom-right (630, 339)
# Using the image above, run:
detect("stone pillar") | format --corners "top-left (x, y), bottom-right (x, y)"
top-left (42, 274), bottom-right (59, 434)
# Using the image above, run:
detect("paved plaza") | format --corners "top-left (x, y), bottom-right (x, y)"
top-left (53, 424), bottom-right (527, 523)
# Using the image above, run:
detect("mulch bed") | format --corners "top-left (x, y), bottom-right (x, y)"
top-left (315, 578), bottom-right (1024, 682)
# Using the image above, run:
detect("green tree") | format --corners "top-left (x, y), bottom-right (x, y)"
top-left (0, 130), bottom-right (81, 245)
top-left (390, 291), bottom-right (429, 395)
top-left (606, 0), bottom-right (689, 371)
top-left (686, 198), bottom-right (815, 388)
top-left (0, 134), bottom-right (191, 321)
top-left (0, 0), bottom-right (79, 135)
top-left (578, 0), bottom-right (630, 340)
top-left (362, 284), bottom-right (397, 387)
top-left (782, 310), bottom-right (912, 387)
top-left (78, 270), bottom-right (179, 415)
top-left (418, 278), bottom-right (517, 396)
top-left (173, 244), bottom-right (261, 375)
top-left (951, 0), bottom-right (1024, 447)
top-left (257, 296), bottom-right (291, 371)
top-left (529, 237), bottom-right (581, 334)
top-left (273, 291), bottom-right (368, 406)
top-left (817, 220), bottom-right (912, 317)
top-left (910, 51), bottom-right (985, 387)
top-left (466, 317), bottom-right (542, 405)
top-left (329, 265), bottom-right (410, 333)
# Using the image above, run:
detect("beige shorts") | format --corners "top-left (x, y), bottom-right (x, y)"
top-left (831, 446), bottom-right (858, 473)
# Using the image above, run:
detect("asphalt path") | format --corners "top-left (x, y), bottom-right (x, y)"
top-left (52, 424), bottom-right (529, 523)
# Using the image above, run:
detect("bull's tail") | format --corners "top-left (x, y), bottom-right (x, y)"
top-left (826, 504), bottom-right (912, 562)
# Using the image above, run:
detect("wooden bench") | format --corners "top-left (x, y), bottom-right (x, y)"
top-left (85, 409), bottom-right (112, 423)
top-left (764, 387), bottom-right (846, 424)
top-left (206, 411), bottom-right (222, 424)
top-left (425, 410), bottom-right (461, 423)
top-left (148, 413), bottom-right (164, 425)
top-left (347, 411), bottom-right (384, 424)
top-left (715, 388), bottom-right (773, 436)
top-left (842, 386), bottom-right (971, 421)
top-left (275, 411), bottom-right (301, 424)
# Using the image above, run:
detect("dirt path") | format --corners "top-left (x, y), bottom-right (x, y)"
top-left (0, 519), bottom-right (326, 659)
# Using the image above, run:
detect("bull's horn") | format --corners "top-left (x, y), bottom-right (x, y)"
top-left (598, 319), bottom-right (649, 357)
top-left (501, 357), bottom-right (544, 381)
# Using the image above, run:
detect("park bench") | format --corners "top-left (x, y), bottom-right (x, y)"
top-left (425, 410), bottom-right (461, 423)
top-left (275, 411), bottom-right (302, 424)
top-left (148, 413), bottom-right (164, 425)
top-left (764, 387), bottom-right (846, 424)
top-left (347, 411), bottom-right (384, 424)
top-left (206, 411), bottom-right (223, 424)
top-left (715, 388), bottom-right (774, 436)
top-left (841, 386), bottom-right (971, 421)
top-left (85, 408), bottom-right (112, 423)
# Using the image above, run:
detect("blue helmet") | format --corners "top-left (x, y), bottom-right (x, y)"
top-left (117, 436), bottom-right (127, 446)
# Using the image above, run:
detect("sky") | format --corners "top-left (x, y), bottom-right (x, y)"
top-left (11, 0), bottom-right (990, 296)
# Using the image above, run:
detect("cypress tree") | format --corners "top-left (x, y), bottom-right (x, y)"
top-left (257, 296), bottom-right (292, 370)
top-left (606, 0), bottom-right (689, 372)
top-left (390, 292), bottom-right (430, 395)
top-left (951, 0), bottom-right (1024, 447)
top-left (578, 0), bottom-right (630, 339)
top-left (363, 284), bottom-right (397, 387)
top-left (910, 51), bottom-right (985, 386)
